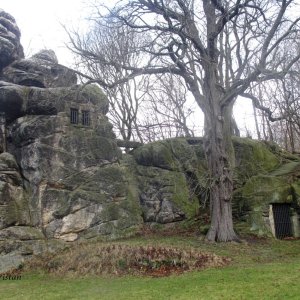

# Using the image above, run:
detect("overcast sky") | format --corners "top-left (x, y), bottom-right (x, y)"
top-left (1, 0), bottom-right (259, 136)
top-left (1, 0), bottom-right (89, 66)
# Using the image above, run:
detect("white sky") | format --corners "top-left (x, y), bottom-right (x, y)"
top-left (1, 0), bottom-right (255, 136)
top-left (1, 0), bottom-right (89, 66)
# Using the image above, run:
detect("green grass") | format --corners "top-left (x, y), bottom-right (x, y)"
top-left (1, 235), bottom-right (300, 299)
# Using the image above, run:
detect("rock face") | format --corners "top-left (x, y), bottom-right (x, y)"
top-left (1, 76), bottom-right (143, 242)
top-left (132, 137), bottom-right (300, 237)
top-left (0, 10), bottom-right (24, 72)
top-left (0, 9), bottom-right (143, 272)
top-left (131, 139), bottom-right (205, 224)
top-left (5, 87), bottom-right (143, 241)
top-left (2, 50), bottom-right (77, 88)
top-left (0, 152), bottom-right (28, 230)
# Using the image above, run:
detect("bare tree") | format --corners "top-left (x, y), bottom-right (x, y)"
top-left (68, 0), bottom-right (300, 242)
top-left (141, 74), bottom-right (196, 140)
top-left (69, 21), bottom-right (148, 144)
top-left (245, 41), bottom-right (300, 152)
top-left (68, 16), bottom-right (197, 145)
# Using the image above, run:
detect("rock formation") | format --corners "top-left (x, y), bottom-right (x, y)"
top-left (0, 9), bottom-right (300, 273)
top-left (0, 10), bottom-right (24, 72)
top-left (0, 10), bottom-right (142, 272)
top-left (2, 49), bottom-right (77, 88)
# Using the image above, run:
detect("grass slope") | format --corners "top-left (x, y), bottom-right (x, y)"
top-left (1, 234), bottom-right (300, 300)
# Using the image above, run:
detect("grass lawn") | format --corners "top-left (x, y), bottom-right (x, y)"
top-left (1, 234), bottom-right (300, 299)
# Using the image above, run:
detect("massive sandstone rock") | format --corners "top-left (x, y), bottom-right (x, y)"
top-left (0, 9), bottom-right (143, 272)
top-left (2, 49), bottom-right (77, 88)
top-left (131, 137), bottom-right (300, 237)
top-left (4, 83), bottom-right (142, 242)
top-left (0, 10), bottom-right (24, 72)
top-left (0, 81), bottom-right (109, 122)
top-left (131, 139), bottom-right (204, 224)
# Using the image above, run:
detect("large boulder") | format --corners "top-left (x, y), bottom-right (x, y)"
top-left (0, 226), bottom-right (67, 273)
top-left (6, 114), bottom-right (142, 241)
top-left (2, 49), bottom-right (77, 88)
top-left (132, 137), bottom-right (300, 237)
top-left (0, 9), bottom-right (24, 72)
top-left (234, 156), bottom-right (300, 236)
top-left (4, 84), bottom-right (142, 241)
top-left (0, 81), bottom-right (109, 122)
top-left (233, 137), bottom-right (280, 186)
top-left (0, 9), bottom-right (144, 269)
top-left (132, 139), bottom-right (206, 224)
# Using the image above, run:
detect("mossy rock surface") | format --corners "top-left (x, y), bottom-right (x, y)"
top-left (133, 141), bottom-right (176, 170)
top-left (233, 137), bottom-right (280, 185)
top-left (291, 181), bottom-right (300, 206)
top-left (0, 226), bottom-right (44, 241)
top-left (132, 139), bottom-right (203, 224)
top-left (241, 175), bottom-right (292, 206)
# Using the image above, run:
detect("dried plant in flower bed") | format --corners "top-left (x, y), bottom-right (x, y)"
top-left (27, 244), bottom-right (231, 277)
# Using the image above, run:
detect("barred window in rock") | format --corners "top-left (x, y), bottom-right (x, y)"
top-left (82, 110), bottom-right (90, 126)
top-left (70, 108), bottom-right (79, 124)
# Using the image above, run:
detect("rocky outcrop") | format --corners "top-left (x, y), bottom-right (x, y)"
top-left (0, 226), bottom-right (67, 272)
top-left (131, 139), bottom-right (205, 224)
top-left (0, 81), bottom-right (109, 122)
top-left (2, 79), bottom-right (142, 242)
top-left (0, 10), bottom-right (24, 72)
top-left (131, 137), bottom-right (300, 237)
top-left (234, 155), bottom-right (300, 236)
top-left (2, 50), bottom-right (77, 88)
top-left (1, 9), bottom-right (300, 273)
top-left (0, 10), bottom-right (143, 272)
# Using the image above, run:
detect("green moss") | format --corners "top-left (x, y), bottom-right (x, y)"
top-left (233, 137), bottom-right (280, 184)
top-left (41, 189), bottom-right (70, 219)
top-left (241, 175), bottom-right (292, 205)
top-left (243, 175), bottom-right (291, 204)
top-left (70, 189), bottom-right (107, 203)
top-left (291, 181), bottom-right (300, 206)
top-left (120, 184), bottom-right (142, 224)
top-left (237, 175), bottom-right (293, 236)
top-left (0, 152), bottom-right (19, 169)
top-left (269, 161), bottom-right (300, 177)
top-left (81, 165), bottom-right (127, 196)
top-left (101, 203), bottom-right (120, 221)
top-left (62, 131), bottom-right (121, 161)
top-left (81, 84), bottom-right (108, 109)
top-left (133, 141), bottom-right (176, 170)
top-left (167, 139), bottom-right (197, 165)
top-left (13, 188), bottom-right (31, 226)
top-left (172, 172), bottom-right (199, 219)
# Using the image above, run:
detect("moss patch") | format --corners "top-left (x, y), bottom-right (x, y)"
top-left (172, 172), bottom-right (199, 219)
top-left (233, 137), bottom-right (280, 185)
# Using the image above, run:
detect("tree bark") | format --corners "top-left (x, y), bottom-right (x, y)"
top-left (201, 64), bottom-right (238, 242)
top-left (204, 108), bottom-right (238, 242)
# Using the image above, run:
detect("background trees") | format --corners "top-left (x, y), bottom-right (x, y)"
top-left (244, 42), bottom-right (300, 152)
top-left (68, 16), bottom-right (197, 144)
top-left (68, 0), bottom-right (300, 241)
top-left (140, 74), bottom-right (197, 141)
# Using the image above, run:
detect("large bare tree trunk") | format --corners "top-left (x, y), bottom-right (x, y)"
top-left (204, 109), bottom-right (238, 242)
top-left (202, 68), bottom-right (238, 241)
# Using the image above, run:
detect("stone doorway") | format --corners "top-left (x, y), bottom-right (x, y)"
top-left (269, 203), bottom-right (293, 239)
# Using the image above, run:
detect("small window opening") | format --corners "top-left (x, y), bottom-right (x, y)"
top-left (82, 110), bottom-right (90, 126)
top-left (70, 108), bottom-right (79, 124)
top-left (272, 203), bottom-right (293, 239)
